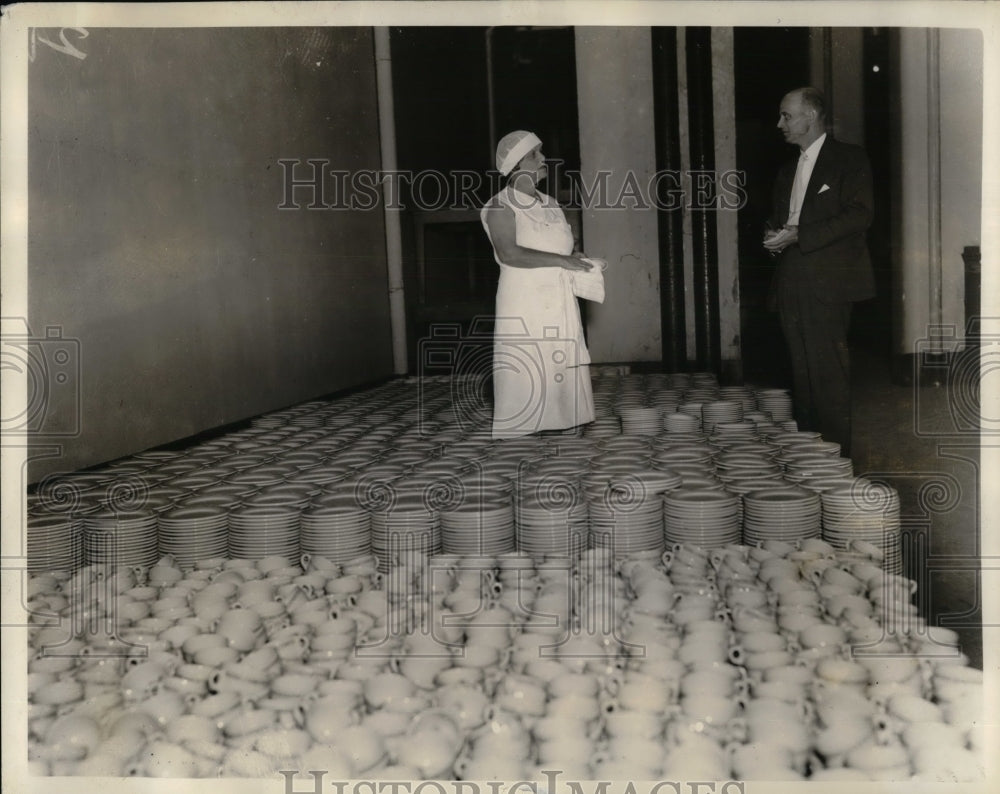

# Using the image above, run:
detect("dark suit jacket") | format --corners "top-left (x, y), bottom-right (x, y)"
top-left (768, 136), bottom-right (876, 306)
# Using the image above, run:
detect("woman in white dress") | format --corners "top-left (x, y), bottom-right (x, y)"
top-left (481, 130), bottom-right (597, 438)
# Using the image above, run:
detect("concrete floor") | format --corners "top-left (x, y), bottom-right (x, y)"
top-left (850, 348), bottom-right (984, 669)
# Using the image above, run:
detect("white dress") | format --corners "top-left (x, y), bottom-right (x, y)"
top-left (481, 187), bottom-right (595, 438)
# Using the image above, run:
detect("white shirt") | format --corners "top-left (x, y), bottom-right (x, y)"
top-left (787, 133), bottom-right (826, 226)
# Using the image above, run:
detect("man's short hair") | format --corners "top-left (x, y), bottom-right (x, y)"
top-left (796, 87), bottom-right (827, 121)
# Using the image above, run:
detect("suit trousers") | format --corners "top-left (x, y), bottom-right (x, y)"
top-left (775, 258), bottom-right (853, 456)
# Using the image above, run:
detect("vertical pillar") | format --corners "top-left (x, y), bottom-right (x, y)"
top-left (575, 27), bottom-right (661, 363)
top-left (926, 29), bottom-right (944, 353)
top-left (810, 28), bottom-right (865, 143)
top-left (676, 29), bottom-right (697, 365)
top-left (711, 27), bottom-right (741, 384)
top-left (685, 27), bottom-right (720, 373)
top-left (651, 27), bottom-right (686, 371)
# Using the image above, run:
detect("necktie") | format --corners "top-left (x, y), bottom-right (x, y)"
top-left (787, 151), bottom-right (809, 226)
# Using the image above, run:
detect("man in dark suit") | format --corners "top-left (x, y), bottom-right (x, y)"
top-left (765, 87), bottom-right (875, 457)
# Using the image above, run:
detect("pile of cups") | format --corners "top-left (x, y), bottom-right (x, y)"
top-left (25, 535), bottom-right (984, 781)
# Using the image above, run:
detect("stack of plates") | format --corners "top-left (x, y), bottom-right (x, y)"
top-left (742, 486), bottom-right (822, 546)
top-left (719, 386), bottom-right (758, 414)
top-left (619, 407), bottom-right (664, 436)
top-left (722, 476), bottom-right (787, 498)
top-left (710, 422), bottom-right (759, 447)
top-left (664, 412), bottom-right (701, 433)
top-left (157, 505), bottom-right (229, 569)
top-left (586, 418), bottom-right (622, 438)
top-left (227, 504), bottom-right (301, 561)
top-left (243, 483), bottom-right (316, 511)
top-left (27, 512), bottom-right (82, 572)
top-left (792, 440), bottom-right (842, 457)
top-left (227, 465), bottom-right (289, 489)
top-left (444, 467), bottom-right (507, 501)
top-left (588, 499), bottom-right (665, 556)
top-left (648, 394), bottom-right (681, 415)
top-left (584, 467), bottom-right (682, 502)
top-left (597, 436), bottom-right (653, 454)
top-left (515, 472), bottom-right (584, 514)
top-left (441, 503), bottom-right (515, 555)
top-left (821, 480), bottom-right (902, 574)
top-left (370, 496), bottom-right (441, 570)
top-left (770, 431), bottom-right (823, 450)
top-left (689, 372), bottom-right (719, 389)
top-left (662, 489), bottom-right (742, 548)
top-left (82, 509), bottom-right (159, 568)
top-left (716, 452), bottom-right (782, 478)
top-left (514, 501), bottom-right (589, 558)
top-left (679, 402), bottom-right (705, 421)
top-left (789, 473), bottom-right (857, 493)
top-left (301, 495), bottom-right (373, 564)
top-left (651, 444), bottom-right (713, 464)
top-left (666, 468), bottom-right (721, 489)
top-left (755, 388), bottom-right (794, 421)
top-left (784, 454), bottom-right (854, 478)
top-left (701, 400), bottom-right (744, 433)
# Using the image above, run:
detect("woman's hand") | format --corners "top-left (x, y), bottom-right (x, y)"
top-left (562, 253), bottom-right (594, 272)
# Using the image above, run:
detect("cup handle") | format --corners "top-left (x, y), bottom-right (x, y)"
top-left (300, 553), bottom-right (313, 572)
top-left (728, 645), bottom-right (745, 665)
top-left (727, 716), bottom-right (748, 743)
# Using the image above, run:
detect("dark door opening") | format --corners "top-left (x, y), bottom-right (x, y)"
top-left (390, 26), bottom-right (579, 375)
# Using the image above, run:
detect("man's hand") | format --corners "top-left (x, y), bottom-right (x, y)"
top-left (764, 225), bottom-right (799, 254)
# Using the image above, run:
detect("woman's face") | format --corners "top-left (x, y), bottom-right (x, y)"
top-left (515, 145), bottom-right (547, 182)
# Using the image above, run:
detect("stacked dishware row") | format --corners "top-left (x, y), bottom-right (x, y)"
top-left (618, 407), bottom-right (664, 435)
top-left (821, 479), bottom-right (903, 575)
top-left (157, 505), bottom-right (229, 570)
top-left (370, 500), bottom-right (442, 572)
top-left (701, 399), bottom-right (744, 433)
top-left (26, 513), bottom-right (83, 573)
top-left (742, 486), bottom-right (823, 547)
top-left (227, 504), bottom-right (301, 561)
top-left (440, 503), bottom-right (516, 556)
top-left (299, 496), bottom-right (373, 565)
top-left (82, 509), bottom-right (159, 569)
top-left (26, 375), bottom-right (893, 583)
top-left (662, 489), bottom-right (742, 548)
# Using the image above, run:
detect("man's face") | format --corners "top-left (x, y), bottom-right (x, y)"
top-left (777, 93), bottom-right (815, 148)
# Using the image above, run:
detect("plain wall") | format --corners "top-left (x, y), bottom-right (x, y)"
top-left (27, 28), bottom-right (394, 482)
top-left (575, 27), bottom-right (662, 363)
top-left (895, 28), bottom-right (983, 354)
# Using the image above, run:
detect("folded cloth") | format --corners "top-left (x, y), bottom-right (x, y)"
top-left (570, 258), bottom-right (607, 303)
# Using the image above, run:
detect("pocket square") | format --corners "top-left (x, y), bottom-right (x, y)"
top-left (818, 184), bottom-right (830, 194)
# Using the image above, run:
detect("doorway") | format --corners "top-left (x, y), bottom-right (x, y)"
top-left (390, 26), bottom-right (580, 376)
